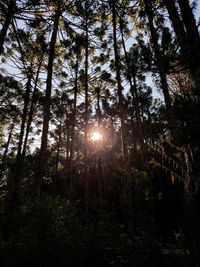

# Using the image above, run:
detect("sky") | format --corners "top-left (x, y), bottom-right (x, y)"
top-left (0, 1), bottom-right (200, 151)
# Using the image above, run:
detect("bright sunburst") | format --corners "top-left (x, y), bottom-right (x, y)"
top-left (90, 131), bottom-right (102, 142)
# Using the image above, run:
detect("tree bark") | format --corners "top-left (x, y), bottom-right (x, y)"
top-left (0, 13), bottom-right (12, 55)
top-left (177, 0), bottom-right (200, 89)
top-left (163, 0), bottom-right (200, 89)
top-left (84, 11), bottom-right (89, 168)
top-left (97, 87), bottom-right (101, 127)
top-left (144, 0), bottom-right (172, 111)
top-left (119, 19), bottom-right (144, 149)
top-left (111, 0), bottom-right (128, 163)
top-left (0, 0), bottom-right (16, 55)
top-left (69, 53), bottom-right (79, 192)
top-left (16, 73), bottom-right (32, 158)
top-left (9, 72), bottom-right (32, 203)
top-left (177, 0), bottom-right (200, 44)
top-left (22, 54), bottom-right (43, 159)
top-left (55, 123), bottom-right (62, 173)
top-left (84, 7), bottom-right (90, 206)
top-left (38, 5), bottom-right (60, 193)
top-left (96, 86), bottom-right (104, 202)
top-left (162, 0), bottom-right (189, 59)
top-left (0, 123), bottom-right (14, 180)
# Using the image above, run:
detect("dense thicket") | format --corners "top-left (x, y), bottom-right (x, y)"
top-left (0, 0), bottom-right (200, 266)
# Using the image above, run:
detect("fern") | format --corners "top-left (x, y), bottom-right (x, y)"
top-left (149, 135), bottom-right (199, 199)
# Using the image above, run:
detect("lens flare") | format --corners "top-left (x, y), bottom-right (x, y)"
top-left (90, 131), bottom-right (102, 141)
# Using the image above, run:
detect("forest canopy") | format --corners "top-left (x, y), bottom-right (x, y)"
top-left (0, 0), bottom-right (200, 266)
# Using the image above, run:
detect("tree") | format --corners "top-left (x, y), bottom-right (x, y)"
top-left (38, 0), bottom-right (62, 193)
top-left (68, 36), bottom-right (84, 191)
top-left (0, 0), bottom-right (16, 55)
top-left (110, 0), bottom-right (128, 163)
top-left (0, 121), bottom-right (15, 181)
top-left (163, 0), bottom-right (200, 90)
top-left (119, 9), bottom-right (144, 150)
top-left (143, 0), bottom-right (172, 112)
top-left (0, 0), bottom-right (41, 55)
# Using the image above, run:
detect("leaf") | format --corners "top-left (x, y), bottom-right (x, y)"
top-left (171, 173), bottom-right (175, 185)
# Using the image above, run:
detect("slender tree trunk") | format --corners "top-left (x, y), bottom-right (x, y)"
top-left (22, 54), bottom-right (43, 159)
top-left (97, 87), bottom-right (101, 126)
top-left (69, 53), bottom-right (79, 191)
top-left (144, 0), bottom-right (180, 140)
top-left (144, 0), bottom-right (172, 112)
top-left (84, 13), bottom-right (89, 167)
top-left (11, 73), bottom-right (32, 202)
top-left (66, 129), bottom-right (70, 159)
top-left (162, 0), bottom-right (189, 60)
top-left (163, 0), bottom-right (200, 88)
top-left (177, 0), bottom-right (200, 43)
top-left (38, 6), bottom-right (60, 193)
top-left (110, 117), bottom-right (115, 146)
top-left (131, 116), bottom-right (137, 154)
top-left (119, 20), bottom-right (144, 148)
top-left (0, 13), bottom-right (12, 55)
top-left (96, 86), bottom-right (104, 201)
top-left (0, 0), bottom-right (16, 55)
top-left (55, 123), bottom-right (62, 172)
top-left (84, 9), bottom-right (90, 207)
top-left (111, 1), bottom-right (128, 163)
top-left (97, 153), bottom-right (103, 201)
top-left (0, 123), bottom-right (14, 180)
top-left (177, 0), bottom-right (200, 89)
top-left (51, 122), bottom-right (62, 196)
top-left (16, 73), bottom-right (32, 159)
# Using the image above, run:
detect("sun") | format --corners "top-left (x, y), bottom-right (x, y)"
top-left (90, 131), bottom-right (102, 142)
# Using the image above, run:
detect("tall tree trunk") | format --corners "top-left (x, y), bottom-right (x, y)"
top-left (0, 13), bottom-right (12, 55)
top-left (97, 87), bottom-right (101, 127)
top-left (69, 53), bottom-right (79, 193)
top-left (131, 116), bottom-right (137, 155)
top-left (11, 72), bottom-right (32, 202)
top-left (119, 19), bottom-right (144, 149)
top-left (162, 0), bottom-right (189, 60)
top-left (22, 54), bottom-right (43, 159)
top-left (38, 6), bottom-right (60, 193)
top-left (110, 116), bottom-right (115, 146)
top-left (177, 0), bottom-right (200, 89)
top-left (111, 0), bottom-right (128, 163)
top-left (84, 12), bottom-right (89, 167)
top-left (96, 86), bottom-right (104, 201)
top-left (55, 123), bottom-right (62, 173)
top-left (17, 73), bottom-right (32, 159)
top-left (144, 0), bottom-right (172, 111)
top-left (51, 122), bottom-right (62, 196)
top-left (177, 0), bottom-right (200, 43)
top-left (0, 0), bottom-right (16, 55)
top-left (163, 0), bottom-right (200, 88)
top-left (0, 123), bottom-right (14, 180)
top-left (66, 128), bottom-right (70, 159)
top-left (84, 7), bottom-right (90, 206)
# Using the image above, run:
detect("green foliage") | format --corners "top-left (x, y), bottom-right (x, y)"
top-left (0, 0), bottom-right (200, 266)
top-left (150, 135), bottom-right (200, 199)
top-left (0, 197), bottom-right (86, 267)
top-left (0, 194), bottom-right (165, 267)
